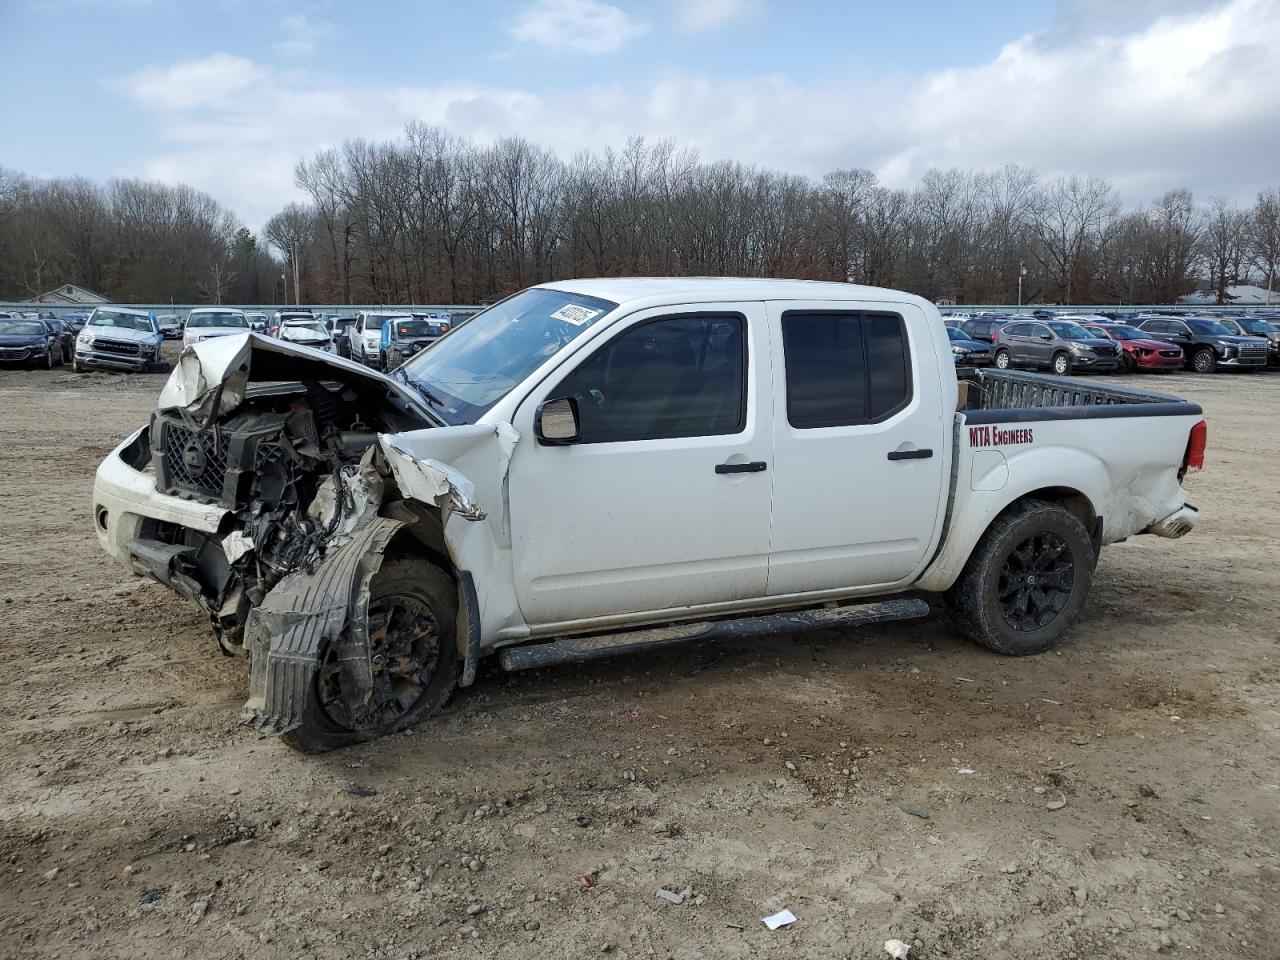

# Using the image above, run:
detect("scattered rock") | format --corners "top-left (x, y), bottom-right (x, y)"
top-left (42, 867), bottom-right (59, 882)
top-left (406, 879), bottom-right (422, 892)
top-left (897, 804), bottom-right (929, 819)
top-left (189, 900), bottom-right (209, 925)
top-left (1046, 795), bottom-right (1068, 811)
top-left (524, 920), bottom-right (540, 932)
top-left (885, 938), bottom-right (912, 958)
top-left (656, 889), bottom-right (684, 905)
top-left (1214, 903), bottom-right (1225, 915)
top-left (466, 903), bottom-right (484, 916)
top-left (371, 867), bottom-right (384, 882)
top-left (1073, 887), bottom-right (1088, 906)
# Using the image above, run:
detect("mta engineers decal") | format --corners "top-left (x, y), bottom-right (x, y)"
top-left (969, 425), bottom-right (1034, 447)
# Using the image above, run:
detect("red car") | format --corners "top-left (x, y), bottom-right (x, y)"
top-left (1082, 323), bottom-right (1183, 372)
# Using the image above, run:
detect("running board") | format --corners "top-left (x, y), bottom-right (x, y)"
top-left (496, 597), bottom-right (930, 672)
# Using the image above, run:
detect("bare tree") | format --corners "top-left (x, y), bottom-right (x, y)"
top-left (1251, 188), bottom-right (1280, 305)
top-left (1200, 198), bottom-right (1249, 303)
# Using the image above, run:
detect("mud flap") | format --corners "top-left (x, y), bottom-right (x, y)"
top-left (241, 517), bottom-right (405, 735)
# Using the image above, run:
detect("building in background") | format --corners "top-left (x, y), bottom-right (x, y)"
top-left (29, 284), bottom-right (110, 305)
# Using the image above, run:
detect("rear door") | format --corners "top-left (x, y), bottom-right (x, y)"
top-left (1028, 322), bottom-right (1054, 367)
top-left (764, 301), bottom-right (950, 595)
top-left (508, 303), bottom-right (774, 626)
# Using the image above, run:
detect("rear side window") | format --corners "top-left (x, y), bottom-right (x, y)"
top-left (553, 315), bottom-right (746, 443)
top-left (782, 311), bottom-right (911, 429)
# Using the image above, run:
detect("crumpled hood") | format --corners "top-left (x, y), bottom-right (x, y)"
top-left (85, 326), bottom-right (154, 343)
top-left (158, 332), bottom-right (430, 420)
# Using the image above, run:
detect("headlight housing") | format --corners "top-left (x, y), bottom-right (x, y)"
top-left (951, 345), bottom-right (965, 356)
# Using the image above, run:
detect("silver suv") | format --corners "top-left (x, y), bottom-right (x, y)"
top-left (993, 319), bottom-right (1122, 375)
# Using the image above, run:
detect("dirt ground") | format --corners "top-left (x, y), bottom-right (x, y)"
top-left (0, 346), bottom-right (1276, 960)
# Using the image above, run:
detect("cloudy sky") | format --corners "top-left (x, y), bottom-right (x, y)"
top-left (2, 0), bottom-right (1277, 228)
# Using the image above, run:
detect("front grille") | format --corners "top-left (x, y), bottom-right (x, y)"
top-left (1240, 342), bottom-right (1267, 357)
top-left (0, 347), bottom-right (32, 359)
top-left (153, 410), bottom-right (293, 506)
top-left (94, 338), bottom-right (142, 356)
top-left (160, 420), bottom-right (231, 501)
top-left (1158, 349), bottom-right (1182, 358)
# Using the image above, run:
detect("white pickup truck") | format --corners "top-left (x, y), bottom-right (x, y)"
top-left (92, 279), bottom-right (1206, 752)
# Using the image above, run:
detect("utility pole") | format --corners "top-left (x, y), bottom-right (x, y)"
top-left (1018, 260), bottom-right (1027, 307)
top-left (291, 243), bottom-right (301, 306)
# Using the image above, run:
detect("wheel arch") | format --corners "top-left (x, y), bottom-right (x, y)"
top-left (917, 479), bottom-right (1104, 593)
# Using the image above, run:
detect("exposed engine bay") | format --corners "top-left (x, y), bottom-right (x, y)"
top-left (95, 333), bottom-right (513, 750)
top-left (138, 377), bottom-right (426, 653)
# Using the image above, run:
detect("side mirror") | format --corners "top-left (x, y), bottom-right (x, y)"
top-left (536, 397), bottom-right (580, 445)
top-left (1040, 334), bottom-right (1053, 341)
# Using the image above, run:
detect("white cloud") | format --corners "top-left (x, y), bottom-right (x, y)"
top-left (123, 54), bottom-right (265, 111)
top-left (119, 0), bottom-right (1280, 229)
top-left (273, 14), bottom-right (336, 57)
top-left (673, 0), bottom-right (760, 32)
top-left (509, 0), bottom-right (646, 54)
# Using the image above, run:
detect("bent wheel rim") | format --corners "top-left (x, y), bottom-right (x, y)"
top-left (318, 592), bottom-right (441, 731)
top-left (997, 531), bottom-right (1075, 633)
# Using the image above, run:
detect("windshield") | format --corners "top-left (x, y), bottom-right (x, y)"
top-left (88, 310), bottom-right (153, 332)
top-left (1239, 319), bottom-right (1275, 335)
top-left (1187, 319), bottom-right (1234, 336)
top-left (1048, 322), bottom-right (1093, 341)
top-left (283, 322), bottom-right (328, 338)
top-left (0, 320), bottom-right (45, 336)
top-left (947, 326), bottom-right (973, 342)
top-left (188, 312), bottom-right (248, 329)
top-left (1099, 326), bottom-right (1146, 340)
top-left (400, 287), bottom-right (617, 424)
top-left (394, 320), bottom-right (440, 338)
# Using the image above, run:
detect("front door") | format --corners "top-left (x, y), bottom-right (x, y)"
top-left (764, 301), bottom-right (950, 596)
top-left (508, 303), bottom-right (774, 627)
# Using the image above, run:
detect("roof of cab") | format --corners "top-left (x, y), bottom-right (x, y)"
top-left (534, 277), bottom-right (930, 310)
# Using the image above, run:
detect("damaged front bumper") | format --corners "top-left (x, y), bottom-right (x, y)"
top-left (92, 332), bottom-right (521, 740)
top-left (94, 426), bottom-right (230, 591)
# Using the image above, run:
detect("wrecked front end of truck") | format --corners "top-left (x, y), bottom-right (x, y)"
top-left (92, 334), bottom-right (506, 752)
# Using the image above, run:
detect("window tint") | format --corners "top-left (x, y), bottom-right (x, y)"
top-left (552, 315), bottom-right (746, 443)
top-left (782, 311), bottom-right (911, 429)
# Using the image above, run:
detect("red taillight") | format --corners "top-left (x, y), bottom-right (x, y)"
top-left (1184, 420), bottom-right (1207, 472)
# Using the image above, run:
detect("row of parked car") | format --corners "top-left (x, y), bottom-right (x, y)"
top-left (943, 309), bottom-right (1280, 375)
top-left (0, 304), bottom-right (482, 374)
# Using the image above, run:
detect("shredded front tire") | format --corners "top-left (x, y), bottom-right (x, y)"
top-left (280, 559), bottom-right (461, 753)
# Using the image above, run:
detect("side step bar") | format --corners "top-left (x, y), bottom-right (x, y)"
top-left (497, 597), bottom-right (930, 672)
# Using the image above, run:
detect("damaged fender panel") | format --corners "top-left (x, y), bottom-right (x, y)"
top-left (378, 423), bottom-right (526, 664)
top-left (241, 517), bottom-right (404, 735)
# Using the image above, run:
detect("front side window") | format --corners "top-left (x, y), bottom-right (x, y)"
top-left (782, 311), bottom-right (910, 429)
top-left (551, 315), bottom-right (746, 443)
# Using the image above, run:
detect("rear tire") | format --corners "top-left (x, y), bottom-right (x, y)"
top-left (994, 348), bottom-right (1011, 369)
top-left (945, 499), bottom-right (1095, 656)
top-left (280, 558), bottom-right (461, 753)
top-left (1051, 352), bottom-right (1071, 375)
top-left (1191, 348), bottom-right (1216, 374)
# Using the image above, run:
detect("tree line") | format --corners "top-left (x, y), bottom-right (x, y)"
top-left (3, 128), bottom-right (1279, 306)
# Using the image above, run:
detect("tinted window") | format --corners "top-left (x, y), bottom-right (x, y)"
top-left (782, 311), bottom-right (910, 429)
top-left (553, 315), bottom-right (745, 443)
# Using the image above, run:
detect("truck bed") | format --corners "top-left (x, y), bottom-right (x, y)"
top-left (958, 369), bottom-right (1202, 422)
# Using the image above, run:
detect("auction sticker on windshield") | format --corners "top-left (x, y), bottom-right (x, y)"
top-left (550, 304), bottom-right (602, 326)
